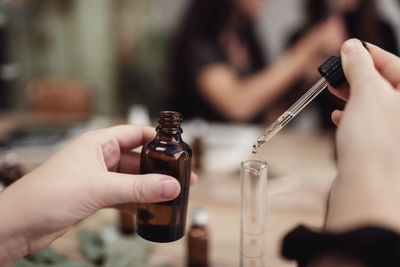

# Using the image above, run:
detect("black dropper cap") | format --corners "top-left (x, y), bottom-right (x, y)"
top-left (318, 40), bottom-right (369, 88)
top-left (318, 56), bottom-right (346, 88)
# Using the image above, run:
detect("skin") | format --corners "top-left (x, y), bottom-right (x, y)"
top-left (3, 38), bottom-right (399, 267)
top-left (310, 39), bottom-right (400, 266)
top-left (326, 39), bottom-right (400, 231)
top-left (236, 0), bottom-right (263, 19)
top-left (0, 125), bottom-right (197, 266)
top-left (291, 0), bottom-right (363, 99)
top-left (327, 0), bottom-right (361, 13)
top-left (198, 5), bottom-right (346, 122)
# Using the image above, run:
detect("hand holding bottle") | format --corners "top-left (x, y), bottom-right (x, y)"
top-left (0, 125), bottom-right (197, 266)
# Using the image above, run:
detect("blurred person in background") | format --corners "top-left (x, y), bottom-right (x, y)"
top-left (284, 0), bottom-right (399, 130)
top-left (167, 0), bottom-right (346, 123)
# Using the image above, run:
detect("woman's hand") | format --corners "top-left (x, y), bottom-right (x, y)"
top-left (326, 39), bottom-right (400, 232)
top-left (291, 15), bottom-right (347, 84)
top-left (0, 125), bottom-right (197, 266)
top-left (304, 16), bottom-right (347, 58)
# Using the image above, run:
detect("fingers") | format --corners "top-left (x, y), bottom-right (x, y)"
top-left (118, 151), bottom-right (199, 186)
top-left (98, 172), bottom-right (181, 207)
top-left (102, 125), bottom-right (155, 151)
top-left (87, 125), bottom-right (155, 171)
top-left (190, 172), bottom-right (198, 185)
top-left (340, 39), bottom-right (388, 96)
top-left (111, 172), bottom-right (197, 213)
top-left (328, 84), bottom-right (350, 102)
top-left (367, 43), bottom-right (400, 88)
top-left (118, 151), bottom-right (141, 174)
top-left (331, 110), bottom-right (343, 126)
top-left (328, 40), bottom-right (400, 103)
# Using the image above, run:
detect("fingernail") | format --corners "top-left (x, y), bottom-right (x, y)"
top-left (160, 180), bottom-right (179, 199)
top-left (342, 39), bottom-right (365, 55)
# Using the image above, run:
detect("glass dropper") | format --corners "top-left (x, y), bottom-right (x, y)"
top-left (252, 56), bottom-right (346, 154)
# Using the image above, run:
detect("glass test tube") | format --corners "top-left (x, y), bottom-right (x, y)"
top-left (240, 160), bottom-right (267, 267)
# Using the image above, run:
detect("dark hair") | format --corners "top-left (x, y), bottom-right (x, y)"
top-left (169, 0), bottom-right (265, 60)
top-left (305, 0), bottom-right (380, 45)
top-left (166, 0), bottom-right (266, 110)
top-left (176, 0), bottom-right (236, 42)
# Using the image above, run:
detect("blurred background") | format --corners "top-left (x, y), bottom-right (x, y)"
top-left (0, 0), bottom-right (398, 118)
top-left (0, 0), bottom-right (399, 266)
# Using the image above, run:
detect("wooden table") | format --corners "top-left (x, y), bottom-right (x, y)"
top-left (0, 114), bottom-right (337, 267)
top-left (50, 131), bottom-right (337, 267)
top-left (145, 130), bottom-right (337, 267)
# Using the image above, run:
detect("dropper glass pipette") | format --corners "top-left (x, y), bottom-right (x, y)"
top-left (252, 56), bottom-right (346, 154)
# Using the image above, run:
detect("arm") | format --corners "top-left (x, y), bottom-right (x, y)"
top-left (327, 40), bottom-right (400, 232)
top-left (311, 40), bottom-right (400, 266)
top-left (282, 39), bottom-right (400, 267)
top-left (198, 17), bottom-right (346, 122)
top-left (0, 125), bottom-right (197, 266)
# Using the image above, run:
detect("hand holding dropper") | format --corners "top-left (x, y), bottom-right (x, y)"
top-left (252, 41), bottom-right (369, 154)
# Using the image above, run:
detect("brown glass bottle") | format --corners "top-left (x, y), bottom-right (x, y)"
top-left (187, 208), bottom-right (209, 267)
top-left (118, 211), bottom-right (135, 235)
top-left (136, 111), bottom-right (192, 242)
top-left (192, 137), bottom-right (204, 171)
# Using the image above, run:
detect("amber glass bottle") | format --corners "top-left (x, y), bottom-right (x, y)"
top-left (118, 211), bottom-right (135, 235)
top-left (136, 111), bottom-right (192, 242)
top-left (187, 208), bottom-right (209, 267)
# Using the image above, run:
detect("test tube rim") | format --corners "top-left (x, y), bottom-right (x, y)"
top-left (241, 160), bottom-right (267, 172)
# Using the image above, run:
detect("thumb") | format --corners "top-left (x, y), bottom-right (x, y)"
top-left (341, 39), bottom-right (385, 95)
top-left (96, 172), bottom-right (181, 207)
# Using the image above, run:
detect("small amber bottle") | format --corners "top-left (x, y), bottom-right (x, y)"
top-left (118, 211), bottom-right (135, 235)
top-left (187, 207), bottom-right (209, 267)
top-left (136, 111), bottom-right (192, 242)
top-left (192, 137), bottom-right (203, 171)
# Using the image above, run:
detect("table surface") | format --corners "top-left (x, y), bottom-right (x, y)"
top-left (0, 113), bottom-right (337, 267)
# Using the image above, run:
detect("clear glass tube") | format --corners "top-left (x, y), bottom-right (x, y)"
top-left (240, 160), bottom-right (267, 267)
top-left (252, 78), bottom-right (328, 154)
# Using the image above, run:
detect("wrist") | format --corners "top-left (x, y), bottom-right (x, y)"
top-left (0, 229), bottom-right (27, 266)
top-left (294, 33), bottom-right (321, 58)
top-left (0, 250), bottom-right (14, 267)
top-left (326, 171), bottom-right (400, 233)
top-left (0, 192), bottom-right (30, 264)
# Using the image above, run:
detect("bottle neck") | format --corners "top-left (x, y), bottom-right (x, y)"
top-left (156, 128), bottom-right (182, 142)
top-left (156, 111), bottom-right (183, 142)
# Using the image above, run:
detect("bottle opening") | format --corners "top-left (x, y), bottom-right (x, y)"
top-left (157, 111), bottom-right (183, 134)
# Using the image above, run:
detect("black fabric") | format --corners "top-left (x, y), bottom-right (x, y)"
top-left (167, 37), bottom-right (267, 123)
top-left (282, 225), bottom-right (400, 267)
